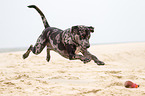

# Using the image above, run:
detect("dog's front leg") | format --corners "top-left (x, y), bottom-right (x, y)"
top-left (66, 44), bottom-right (90, 63)
top-left (69, 54), bottom-right (91, 63)
top-left (81, 49), bottom-right (105, 65)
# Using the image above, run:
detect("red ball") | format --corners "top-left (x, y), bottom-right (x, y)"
top-left (124, 81), bottom-right (139, 88)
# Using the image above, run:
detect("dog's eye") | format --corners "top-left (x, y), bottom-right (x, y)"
top-left (81, 35), bottom-right (85, 39)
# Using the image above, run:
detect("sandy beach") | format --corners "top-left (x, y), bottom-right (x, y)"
top-left (0, 42), bottom-right (145, 96)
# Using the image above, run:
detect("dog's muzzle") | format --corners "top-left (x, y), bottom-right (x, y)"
top-left (86, 44), bottom-right (90, 48)
top-left (81, 40), bottom-right (90, 49)
top-left (84, 43), bottom-right (90, 49)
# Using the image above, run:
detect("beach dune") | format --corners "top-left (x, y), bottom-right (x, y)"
top-left (0, 42), bottom-right (145, 96)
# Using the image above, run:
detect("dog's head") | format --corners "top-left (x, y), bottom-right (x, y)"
top-left (71, 25), bottom-right (94, 49)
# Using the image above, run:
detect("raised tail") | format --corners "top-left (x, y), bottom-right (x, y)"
top-left (28, 5), bottom-right (50, 28)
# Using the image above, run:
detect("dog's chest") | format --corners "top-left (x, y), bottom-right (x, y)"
top-left (75, 46), bottom-right (81, 54)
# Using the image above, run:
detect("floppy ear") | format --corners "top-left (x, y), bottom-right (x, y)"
top-left (88, 26), bottom-right (94, 33)
top-left (71, 26), bottom-right (78, 33)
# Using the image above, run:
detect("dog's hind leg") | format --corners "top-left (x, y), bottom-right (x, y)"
top-left (23, 43), bottom-right (46, 59)
top-left (46, 46), bottom-right (51, 62)
top-left (23, 34), bottom-right (47, 59)
top-left (23, 45), bottom-right (33, 59)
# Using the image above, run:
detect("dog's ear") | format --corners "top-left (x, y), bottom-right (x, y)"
top-left (71, 26), bottom-right (78, 33)
top-left (88, 26), bottom-right (94, 33)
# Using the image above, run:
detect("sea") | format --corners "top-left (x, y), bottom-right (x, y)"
top-left (0, 47), bottom-right (27, 53)
top-left (0, 41), bottom-right (144, 53)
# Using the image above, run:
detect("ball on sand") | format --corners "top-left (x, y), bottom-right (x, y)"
top-left (124, 81), bottom-right (139, 88)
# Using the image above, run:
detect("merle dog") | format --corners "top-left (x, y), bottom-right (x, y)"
top-left (23, 5), bottom-right (105, 65)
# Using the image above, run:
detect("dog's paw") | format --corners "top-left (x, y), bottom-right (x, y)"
top-left (95, 60), bottom-right (105, 65)
top-left (23, 54), bottom-right (27, 59)
top-left (23, 53), bottom-right (29, 59)
top-left (46, 56), bottom-right (50, 62)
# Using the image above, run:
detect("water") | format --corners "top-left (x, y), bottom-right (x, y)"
top-left (0, 41), bottom-right (144, 53)
top-left (0, 47), bottom-right (27, 53)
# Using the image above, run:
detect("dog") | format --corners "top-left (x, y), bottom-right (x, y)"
top-left (23, 5), bottom-right (105, 65)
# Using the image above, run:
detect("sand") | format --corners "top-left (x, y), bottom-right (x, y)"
top-left (0, 42), bottom-right (145, 96)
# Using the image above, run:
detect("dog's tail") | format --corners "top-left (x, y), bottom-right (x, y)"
top-left (28, 5), bottom-right (50, 28)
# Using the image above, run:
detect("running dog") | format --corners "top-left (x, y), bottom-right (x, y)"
top-left (23, 5), bottom-right (105, 65)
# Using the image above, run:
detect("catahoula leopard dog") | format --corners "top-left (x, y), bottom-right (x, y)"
top-left (23, 5), bottom-right (105, 65)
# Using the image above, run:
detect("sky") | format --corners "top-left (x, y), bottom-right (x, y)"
top-left (0, 0), bottom-right (145, 48)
